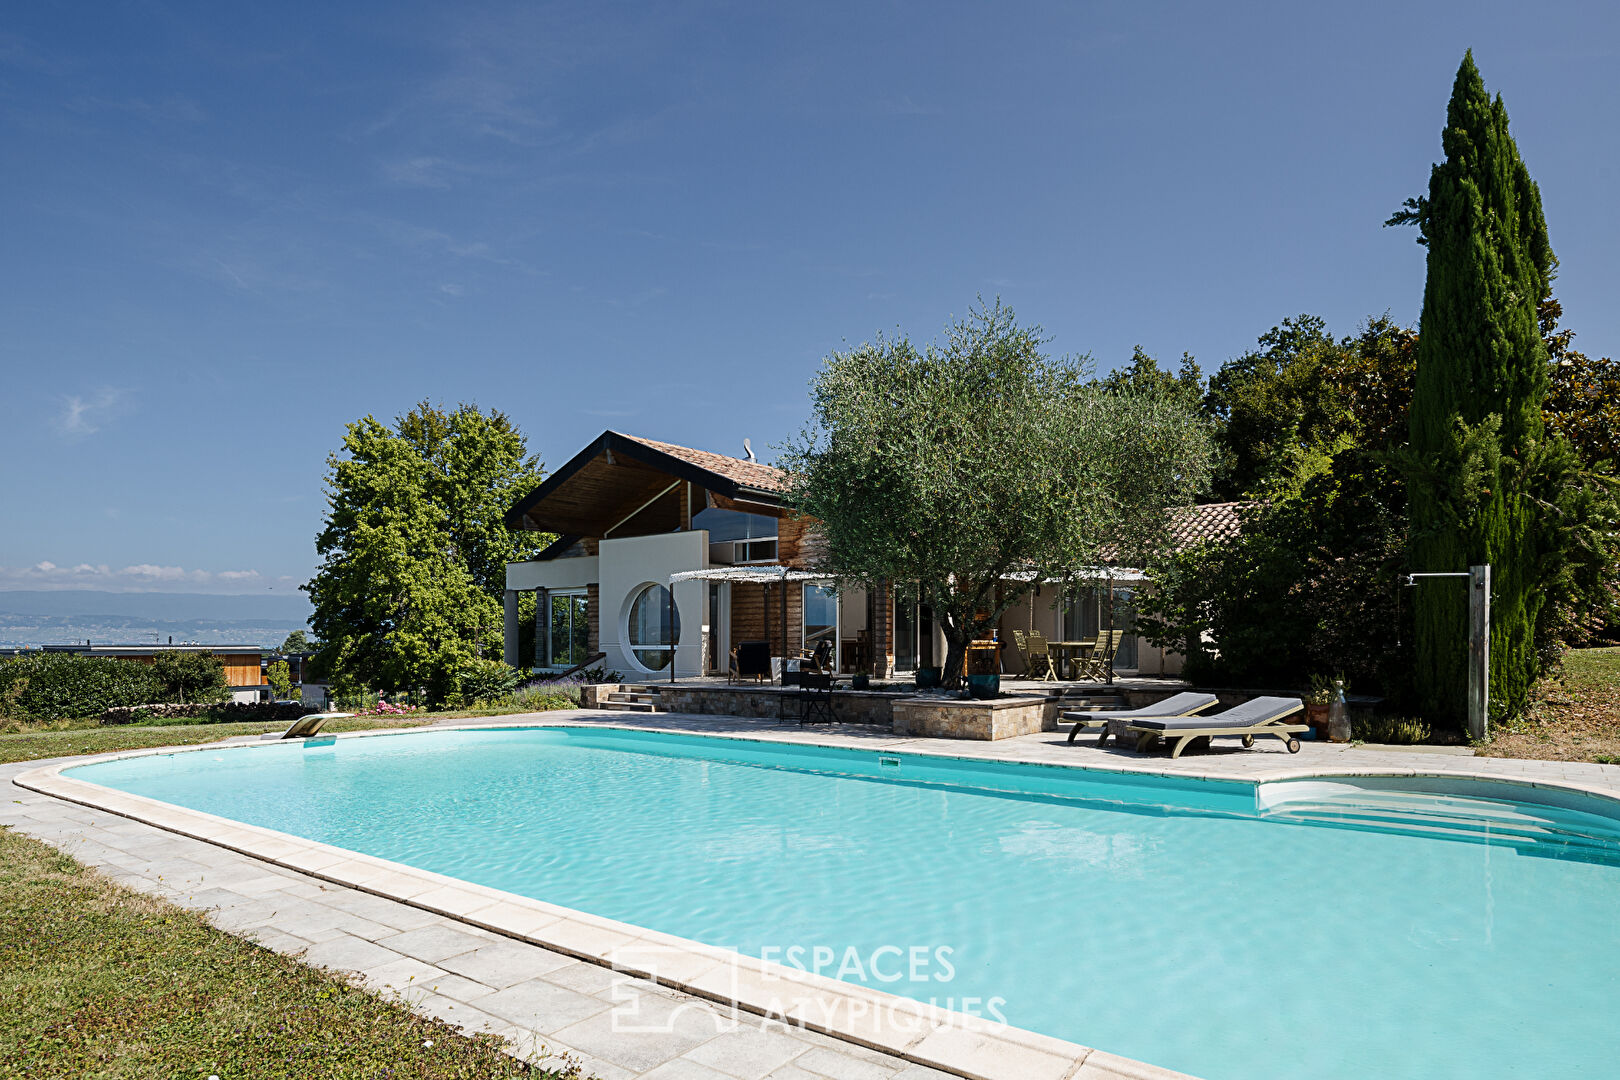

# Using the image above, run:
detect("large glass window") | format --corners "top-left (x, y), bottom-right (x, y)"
top-left (693, 508), bottom-right (779, 562)
top-left (891, 583), bottom-right (934, 672)
top-left (628, 584), bottom-right (681, 670)
top-left (549, 592), bottom-right (589, 667)
top-left (691, 508), bottom-right (778, 542)
top-left (1061, 585), bottom-right (1137, 670)
top-left (803, 584), bottom-right (837, 661)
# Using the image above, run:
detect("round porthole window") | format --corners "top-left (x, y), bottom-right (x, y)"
top-left (628, 584), bottom-right (680, 670)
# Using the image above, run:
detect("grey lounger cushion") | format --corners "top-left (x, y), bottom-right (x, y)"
top-left (1061, 691), bottom-right (1219, 725)
top-left (1130, 696), bottom-right (1303, 732)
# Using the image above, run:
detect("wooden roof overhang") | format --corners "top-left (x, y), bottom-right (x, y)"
top-left (505, 431), bottom-right (787, 538)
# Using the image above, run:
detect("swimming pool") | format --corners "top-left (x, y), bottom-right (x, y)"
top-left (64, 726), bottom-right (1620, 1080)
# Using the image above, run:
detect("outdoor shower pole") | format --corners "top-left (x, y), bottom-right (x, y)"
top-left (1468, 564), bottom-right (1490, 740)
top-left (1407, 565), bottom-right (1491, 740)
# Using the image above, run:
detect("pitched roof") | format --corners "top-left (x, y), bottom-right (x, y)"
top-left (504, 430), bottom-right (789, 534)
top-left (1095, 501), bottom-right (1251, 564)
top-left (613, 433), bottom-right (788, 494)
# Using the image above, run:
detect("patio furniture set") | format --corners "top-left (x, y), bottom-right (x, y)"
top-left (1012, 629), bottom-right (1125, 683)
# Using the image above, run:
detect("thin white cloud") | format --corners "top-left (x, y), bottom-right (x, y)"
top-left (0, 563), bottom-right (303, 595)
top-left (57, 387), bottom-right (127, 439)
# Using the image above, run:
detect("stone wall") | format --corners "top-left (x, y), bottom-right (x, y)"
top-left (584, 683), bottom-right (903, 725)
top-left (892, 696), bottom-right (1049, 740)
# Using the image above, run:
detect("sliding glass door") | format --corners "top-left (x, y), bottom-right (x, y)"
top-left (548, 592), bottom-right (590, 668)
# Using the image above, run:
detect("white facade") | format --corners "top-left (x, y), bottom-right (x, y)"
top-left (598, 532), bottom-right (708, 679)
top-left (507, 531), bottom-right (713, 679)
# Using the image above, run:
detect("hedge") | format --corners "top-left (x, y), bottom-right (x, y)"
top-left (100, 701), bottom-right (315, 726)
top-left (0, 653), bottom-right (168, 720)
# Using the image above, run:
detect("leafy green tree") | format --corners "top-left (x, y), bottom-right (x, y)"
top-left (151, 651), bottom-right (229, 704)
top-left (266, 660), bottom-right (293, 700)
top-left (781, 300), bottom-right (1213, 687)
top-left (278, 630), bottom-right (311, 654)
top-left (1139, 456), bottom-right (1410, 694)
top-left (1094, 346), bottom-right (1205, 410)
top-left (1542, 297), bottom-right (1620, 469)
top-left (1403, 52), bottom-right (1557, 725)
top-left (305, 402), bottom-right (551, 699)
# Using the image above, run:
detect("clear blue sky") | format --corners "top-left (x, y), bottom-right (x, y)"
top-left (2, 1), bottom-right (1616, 596)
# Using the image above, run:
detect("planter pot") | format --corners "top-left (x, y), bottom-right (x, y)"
top-left (852, 673), bottom-right (871, 690)
top-left (915, 667), bottom-right (942, 689)
top-left (1305, 702), bottom-right (1330, 737)
top-left (966, 673), bottom-right (1000, 700)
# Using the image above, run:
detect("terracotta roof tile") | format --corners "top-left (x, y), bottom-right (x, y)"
top-left (1096, 501), bottom-right (1252, 563)
top-left (615, 432), bottom-right (789, 494)
top-left (1165, 501), bottom-right (1248, 549)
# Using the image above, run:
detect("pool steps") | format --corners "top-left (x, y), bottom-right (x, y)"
top-left (603, 686), bottom-right (661, 712)
top-left (1260, 785), bottom-right (1620, 859)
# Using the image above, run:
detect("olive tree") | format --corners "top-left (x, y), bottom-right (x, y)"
top-left (780, 301), bottom-right (1214, 687)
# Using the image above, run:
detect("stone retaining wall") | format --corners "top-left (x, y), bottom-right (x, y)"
top-left (893, 695), bottom-right (1050, 740)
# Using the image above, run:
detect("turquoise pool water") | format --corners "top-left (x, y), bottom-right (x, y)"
top-left (68, 727), bottom-right (1620, 1080)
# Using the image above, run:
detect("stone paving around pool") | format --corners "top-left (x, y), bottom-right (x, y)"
top-left (8, 708), bottom-right (1620, 1080)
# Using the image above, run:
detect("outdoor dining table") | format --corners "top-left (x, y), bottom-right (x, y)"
top-left (1046, 639), bottom-right (1097, 680)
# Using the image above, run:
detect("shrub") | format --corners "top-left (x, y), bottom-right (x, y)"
top-left (0, 654), bottom-right (167, 720)
top-left (507, 680), bottom-right (583, 711)
top-left (101, 701), bottom-right (314, 726)
top-left (577, 663), bottom-right (622, 684)
top-left (455, 658), bottom-right (523, 705)
top-left (1354, 715), bottom-right (1433, 745)
top-left (151, 651), bottom-right (230, 704)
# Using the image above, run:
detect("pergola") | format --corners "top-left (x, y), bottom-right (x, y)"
top-left (666, 565), bottom-right (831, 684)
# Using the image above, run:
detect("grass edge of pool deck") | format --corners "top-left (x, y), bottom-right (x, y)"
top-left (19, 714), bottom-right (1620, 1080)
top-left (0, 824), bottom-right (569, 1079)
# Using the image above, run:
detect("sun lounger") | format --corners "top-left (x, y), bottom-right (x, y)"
top-left (1062, 691), bottom-right (1220, 744)
top-left (261, 712), bottom-right (353, 741)
top-left (1127, 696), bottom-right (1307, 758)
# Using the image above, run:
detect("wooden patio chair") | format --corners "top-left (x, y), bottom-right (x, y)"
top-left (1025, 632), bottom-right (1057, 681)
top-left (1011, 629), bottom-right (1031, 670)
top-left (1079, 630), bottom-right (1125, 683)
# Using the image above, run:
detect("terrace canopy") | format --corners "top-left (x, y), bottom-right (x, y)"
top-left (666, 566), bottom-right (830, 684)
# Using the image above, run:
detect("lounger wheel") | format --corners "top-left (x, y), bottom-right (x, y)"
top-left (1286, 737), bottom-right (1300, 753)
top-left (1241, 735), bottom-right (1254, 748)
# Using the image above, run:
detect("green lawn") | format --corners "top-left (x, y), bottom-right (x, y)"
top-left (0, 716), bottom-right (436, 766)
top-left (0, 826), bottom-right (583, 1078)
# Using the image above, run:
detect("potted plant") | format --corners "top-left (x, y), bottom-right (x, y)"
top-left (852, 673), bottom-right (871, 690)
top-left (915, 667), bottom-right (941, 689)
top-left (965, 673), bottom-right (1000, 699)
top-left (964, 646), bottom-right (1000, 699)
top-left (1303, 675), bottom-right (1335, 738)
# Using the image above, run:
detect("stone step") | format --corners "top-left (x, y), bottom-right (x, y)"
top-left (608, 692), bottom-right (659, 704)
top-left (602, 699), bottom-right (659, 713)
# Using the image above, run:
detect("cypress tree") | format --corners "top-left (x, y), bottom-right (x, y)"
top-left (1409, 52), bottom-right (1555, 726)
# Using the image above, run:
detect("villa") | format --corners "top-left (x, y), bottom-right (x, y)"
top-left (501, 430), bottom-right (1242, 681)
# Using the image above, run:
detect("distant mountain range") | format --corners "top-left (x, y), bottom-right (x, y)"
top-left (0, 591), bottom-right (312, 648)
